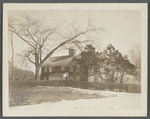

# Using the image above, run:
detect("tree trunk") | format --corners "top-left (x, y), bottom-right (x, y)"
top-left (119, 71), bottom-right (124, 92)
top-left (10, 32), bottom-right (14, 81)
top-left (39, 46), bottom-right (42, 62)
top-left (99, 70), bottom-right (104, 82)
top-left (35, 65), bottom-right (41, 80)
top-left (114, 71), bottom-right (119, 82)
top-left (85, 66), bottom-right (88, 89)
top-left (120, 72), bottom-right (124, 84)
top-left (111, 70), bottom-right (115, 83)
top-left (34, 49), bottom-right (41, 80)
top-left (85, 66), bottom-right (88, 82)
top-left (105, 72), bottom-right (109, 83)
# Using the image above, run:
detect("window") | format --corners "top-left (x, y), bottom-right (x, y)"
top-left (61, 66), bottom-right (64, 71)
top-left (70, 66), bottom-right (73, 72)
top-left (49, 67), bottom-right (52, 72)
top-left (64, 67), bottom-right (69, 71)
top-left (45, 67), bottom-right (47, 72)
top-left (53, 67), bottom-right (61, 72)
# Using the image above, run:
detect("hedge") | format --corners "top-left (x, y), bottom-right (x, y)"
top-left (9, 80), bottom-right (141, 93)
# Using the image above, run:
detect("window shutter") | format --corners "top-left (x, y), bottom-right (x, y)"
top-left (45, 67), bottom-right (47, 72)
top-left (61, 66), bottom-right (64, 71)
top-left (44, 77), bottom-right (47, 80)
top-left (49, 67), bottom-right (52, 72)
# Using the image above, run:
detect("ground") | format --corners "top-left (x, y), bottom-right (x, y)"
top-left (9, 86), bottom-right (141, 116)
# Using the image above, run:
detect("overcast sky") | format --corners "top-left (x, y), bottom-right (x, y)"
top-left (8, 10), bottom-right (141, 71)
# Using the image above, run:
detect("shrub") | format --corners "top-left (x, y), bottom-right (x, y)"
top-left (9, 80), bottom-right (141, 93)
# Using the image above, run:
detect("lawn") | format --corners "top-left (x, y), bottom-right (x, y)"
top-left (9, 85), bottom-right (104, 107)
top-left (9, 80), bottom-right (141, 108)
top-left (9, 85), bottom-right (141, 116)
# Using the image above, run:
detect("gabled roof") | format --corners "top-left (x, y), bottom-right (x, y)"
top-left (42, 55), bottom-right (74, 67)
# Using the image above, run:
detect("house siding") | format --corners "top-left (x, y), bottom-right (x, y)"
top-left (41, 65), bottom-right (77, 80)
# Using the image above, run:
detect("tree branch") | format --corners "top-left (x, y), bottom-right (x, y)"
top-left (40, 29), bottom-right (93, 66)
top-left (8, 23), bottom-right (36, 49)
top-left (26, 24), bottom-right (37, 43)
top-left (25, 54), bottom-right (35, 65)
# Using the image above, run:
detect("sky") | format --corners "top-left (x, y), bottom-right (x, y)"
top-left (8, 10), bottom-right (141, 72)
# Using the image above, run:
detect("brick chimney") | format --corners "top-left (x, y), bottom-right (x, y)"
top-left (69, 49), bottom-right (76, 57)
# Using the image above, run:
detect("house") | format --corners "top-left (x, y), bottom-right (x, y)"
top-left (88, 74), bottom-right (103, 83)
top-left (41, 49), bottom-right (80, 80)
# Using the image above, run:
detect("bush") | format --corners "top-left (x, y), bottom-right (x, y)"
top-left (128, 84), bottom-right (141, 93)
top-left (9, 80), bottom-right (141, 93)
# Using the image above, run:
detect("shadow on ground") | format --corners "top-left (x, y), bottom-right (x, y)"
top-left (9, 86), bottom-right (108, 107)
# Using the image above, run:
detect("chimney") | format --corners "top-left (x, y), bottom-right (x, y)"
top-left (69, 49), bottom-right (76, 57)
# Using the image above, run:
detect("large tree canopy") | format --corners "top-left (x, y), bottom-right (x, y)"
top-left (8, 15), bottom-right (102, 80)
top-left (74, 44), bottom-right (136, 83)
top-left (98, 44), bottom-right (136, 83)
top-left (73, 44), bottom-right (100, 81)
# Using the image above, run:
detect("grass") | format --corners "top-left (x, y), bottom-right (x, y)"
top-left (9, 80), bottom-right (141, 107)
top-left (9, 84), bottom-right (104, 107)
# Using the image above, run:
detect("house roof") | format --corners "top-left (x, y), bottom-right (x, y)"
top-left (42, 55), bottom-right (74, 67)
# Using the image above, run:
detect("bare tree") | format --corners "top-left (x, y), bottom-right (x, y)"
top-left (129, 44), bottom-right (141, 84)
top-left (8, 18), bottom-right (15, 81)
top-left (8, 15), bottom-right (102, 80)
top-left (10, 32), bottom-right (14, 80)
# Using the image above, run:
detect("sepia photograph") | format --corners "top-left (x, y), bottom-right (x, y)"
top-left (3, 3), bottom-right (147, 116)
